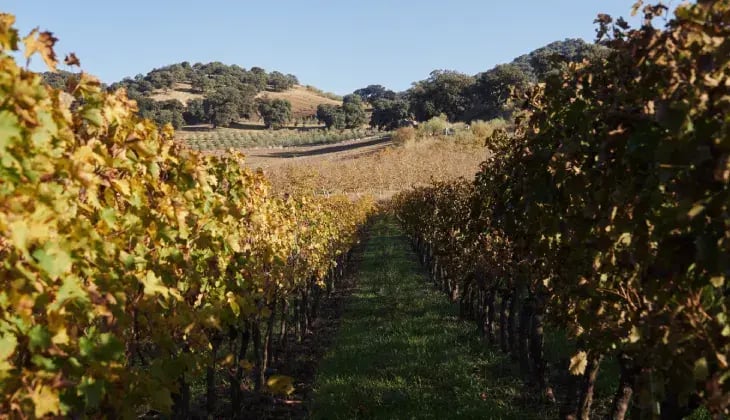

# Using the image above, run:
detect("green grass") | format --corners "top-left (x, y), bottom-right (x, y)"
top-left (310, 217), bottom-right (552, 420)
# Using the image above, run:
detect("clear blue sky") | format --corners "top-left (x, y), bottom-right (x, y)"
top-left (6, 1), bottom-right (655, 94)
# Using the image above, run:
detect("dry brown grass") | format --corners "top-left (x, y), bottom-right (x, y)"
top-left (150, 82), bottom-right (204, 103)
top-left (392, 127), bottom-right (417, 144)
top-left (263, 138), bottom-right (487, 199)
top-left (256, 85), bottom-right (341, 118)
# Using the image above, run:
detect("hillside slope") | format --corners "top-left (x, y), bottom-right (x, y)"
top-left (149, 83), bottom-right (340, 118)
top-left (149, 82), bottom-right (203, 103)
top-left (256, 85), bottom-right (341, 118)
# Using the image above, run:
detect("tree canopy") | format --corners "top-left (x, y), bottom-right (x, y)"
top-left (353, 84), bottom-right (396, 103)
top-left (316, 104), bottom-right (346, 130)
top-left (408, 70), bottom-right (475, 122)
top-left (317, 95), bottom-right (367, 129)
top-left (103, 62), bottom-right (302, 128)
top-left (404, 38), bottom-right (608, 123)
top-left (465, 63), bottom-right (531, 121)
top-left (370, 98), bottom-right (410, 130)
top-left (258, 98), bottom-right (292, 129)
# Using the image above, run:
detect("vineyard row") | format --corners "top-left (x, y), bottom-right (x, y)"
top-left (393, 2), bottom-right (730, 419)
top-left (0, 15), bottom-right (373, 418)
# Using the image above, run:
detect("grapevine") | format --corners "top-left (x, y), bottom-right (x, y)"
top-left (394, 2), bottom-right (730, 418)
top-left (0, 14), bottom-right (372, 417)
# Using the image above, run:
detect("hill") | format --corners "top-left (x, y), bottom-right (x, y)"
top-left (256, 85), bottom-right (341, 119)
top-left (146, 82), bottom-right (340, 120)
top-left (41, 39), bottom-right (603, 133)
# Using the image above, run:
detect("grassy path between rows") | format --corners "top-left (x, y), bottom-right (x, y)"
top-left (309, 217), bottom-right (546, 420)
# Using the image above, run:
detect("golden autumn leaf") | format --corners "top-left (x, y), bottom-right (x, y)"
top-left (0, 13), bottom-right (19, 50)
top-left (31, 384), bottom-right (61, 418)
top-left (628, 326), bottom-right (641, 343)
top-left (266, 375), bottom-right (295, 396)
top-left (22, 28), bottom-right (58, 71)
top-left (142, 270), bottom-right (169, 298)
top-left (0, 11), bottom-right (376, 417)
top-left (0, 335), bottom-right (17, 373)
top-left (569, 351), bottom-right (588, 376)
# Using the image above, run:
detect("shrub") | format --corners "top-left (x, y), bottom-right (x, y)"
top-left (392, 127), bottom-right (417, 144)
top-left (418, 114), bottom-right (449, 136)
top-left (470, 118), bottom-right (508, 144)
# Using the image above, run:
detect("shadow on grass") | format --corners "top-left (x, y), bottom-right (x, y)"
top-left (310, 217), bottom-right (555, 420)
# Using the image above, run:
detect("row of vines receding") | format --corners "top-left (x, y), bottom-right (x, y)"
top-left (0, 14), bottom-right (374, 418)
top-left (393, 1), bottom-right (730, 419)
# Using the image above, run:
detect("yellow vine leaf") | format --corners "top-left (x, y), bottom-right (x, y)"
top-left (0, 335), bottom-right (17, 373)
top-left (51, 327), bottom-right (70, 345)
top-left (569, 351), bottom-right (588, 376)
top-left (32, 244), bottom-right (72, 280)
top-left (266, 375), bottom-right (295, 396)
top-left (628, 326), bottom-right (641, 343)
top-left (22, 28), bottom-right (58, 71)
top-left (31, 384), bottom-right (60, 418)
top-left (0, 110), bottom-right (21, 150)
top-left (0, 14), bottom-right (18, 50)
top-left (142, 271), bottom-right (169, 298)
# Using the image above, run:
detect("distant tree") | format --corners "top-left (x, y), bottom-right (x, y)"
top-left (184, 98), bottom-right (207, 125)
top-left (155, 109), bottom-right (185, 129)
top-left (243, 67), bottom-right (268, 91)
top-left (342, 94), bottom-right (361, 105)
top-left (342, 95), bottom-right (367, 128)
top-left (204, 87), bottom-right (254, 128)
top-left (285, 73), bottom-right (299, 86)
top-left (370, 98), bottom-right (410, 130)
top-left (41, 70), bottom-right (77, 90)
top-left (408, 70), bottom-right (475, 122)
top-left (237, 84), bottom-right (259, 118)
top-left (132, 79), bottom-right (155, 94)
top-left (207, 100), bottom-right (239, 128)
top-left (202, 61), bottom-right (229, 76)
top-left (160, 100), bottom-right (185, 129)
top-left (353, 84), bottom-right (396, 103)
top-left (190, 73), bottom-right (213, 93)
top-left (135, 98), bottom-right (185, 129)
top-left (159, 99), bottom-right (185, 112)
top-left (146, 70), bottom-right (176, 90)
top-left (510, 38), bottom-right (608, 81)
top-left (164, 63), bottom-right (188, 82)
top-left (383, 90), bottom-right (397, 100)
top-left (467, 63), bottom-right (530, 121)
top-left (258, 98), bottom-right (292, 129)
top-left (268, 71), bottom-right (295, 92)
top-left (316, 104), bottom-right (346, 129)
